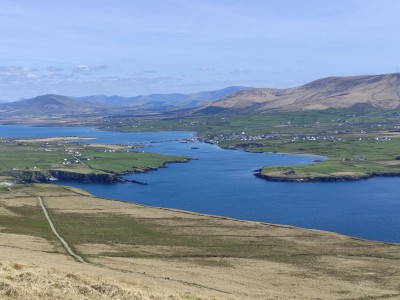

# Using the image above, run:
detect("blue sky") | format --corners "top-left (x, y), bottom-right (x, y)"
top-left (0, 0), bottom-right (399, 100)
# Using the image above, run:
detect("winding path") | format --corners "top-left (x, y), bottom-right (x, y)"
top-left (38, 196), bottom-right (86, 264)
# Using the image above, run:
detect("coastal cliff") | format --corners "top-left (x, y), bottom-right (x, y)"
top-left (49, 170), bottom-right (118, 183)
top-left (0, 169), bottom-right (118, 183)
top-left (0, 170), bottom-right (49, 183)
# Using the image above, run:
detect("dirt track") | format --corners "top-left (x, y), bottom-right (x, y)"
top-left (38, 196), bottom-right (85, 264)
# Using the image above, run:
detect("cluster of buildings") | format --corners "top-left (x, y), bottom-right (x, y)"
top-left (290, 136), bottom-right (344, 142)
top-left (62, 149), bottom-right (83, 165)
top-left (200, 133), bottom-right (281, 145)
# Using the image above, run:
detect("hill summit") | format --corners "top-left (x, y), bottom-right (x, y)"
top-left (0, 94), bottom-right (106, 116)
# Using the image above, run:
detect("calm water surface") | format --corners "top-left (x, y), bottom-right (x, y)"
top-left (1, 125), bottom-right (399, 243)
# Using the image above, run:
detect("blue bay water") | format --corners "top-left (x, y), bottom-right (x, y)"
top-left (1, 125), bottom-right (399, 243)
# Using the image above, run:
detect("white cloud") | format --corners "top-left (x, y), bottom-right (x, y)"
top-left (0, 64), bottom-right (185, 100)
top-left (0, 66), bottom-right (40, 85)
top-left (75, 64), bottom-right (91, 72)
top-left (0, 66), bottom-right (36, 76)
top-left (73, 64), bottom-right (109, 73)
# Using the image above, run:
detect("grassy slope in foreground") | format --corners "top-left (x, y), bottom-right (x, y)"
top-left (0, 184), bottom-right (399, 299)
top-left (0, 138), bottom-right (188, 183)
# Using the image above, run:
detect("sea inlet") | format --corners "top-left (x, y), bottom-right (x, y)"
top-left (1, 125), bottom-right (399, 243)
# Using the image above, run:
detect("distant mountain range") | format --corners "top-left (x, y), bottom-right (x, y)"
top-left (192, 73), bottom-right (400, 115)
top-left (1, 74), bottom-right (400, 119)
top-left (0, 94), bottom-right (109, 117)
top-left (0, 86), bottom-right (251, 117)
top-left (80, 86), bottom-right (252, 111)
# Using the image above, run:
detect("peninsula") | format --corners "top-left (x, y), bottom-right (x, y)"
top-left (0, 137), bottom-right (188, 184)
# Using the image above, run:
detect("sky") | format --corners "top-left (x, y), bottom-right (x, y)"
top-left (0, 0), bottom-right (399, 100)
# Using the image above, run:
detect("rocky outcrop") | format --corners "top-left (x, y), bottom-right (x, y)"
top-left (0, 158), bottom-right (190, 184)
top-left (49, 170), bottom-right (118, 183)
top-left (0, 170), bottom-right (50, 183)
top-left (0, 169), bottom-right (119, 183)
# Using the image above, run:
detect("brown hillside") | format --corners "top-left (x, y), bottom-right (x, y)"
top-left (195, 73), bottom-right (400, 113)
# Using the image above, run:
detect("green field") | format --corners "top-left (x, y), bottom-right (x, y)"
top-left (99, 108), bottom-right (400, 181)
top-left (225, 134), bottom-right (400, 181)
top-left (0, 139), bottom-right (188, 183)
top-left (2, 108), bottom-right (399, 182)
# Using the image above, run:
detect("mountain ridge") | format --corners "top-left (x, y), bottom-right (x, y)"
top-left (0, 87), bottom-right (252, 118)
top-left (80, 86), bottom-right (252, 111)
top-left (0, 94), bottom-right (108, 116)
top-left (1, 74), bottom-right (400, 118)
top-left (193, 73), bottom-right (400, 115)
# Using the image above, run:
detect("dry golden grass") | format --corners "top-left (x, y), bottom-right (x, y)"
top-left (0, 260), bottom-right (190, 300)
top-left (0, 206), bottom-right (17, 216)
top-left (0, 184), bottom-right (400, 299)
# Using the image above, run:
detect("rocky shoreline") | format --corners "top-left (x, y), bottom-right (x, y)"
top-left (0, 159), bottom-right (190, 185)
top-left (0, 169), bottom-right (119, 184)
